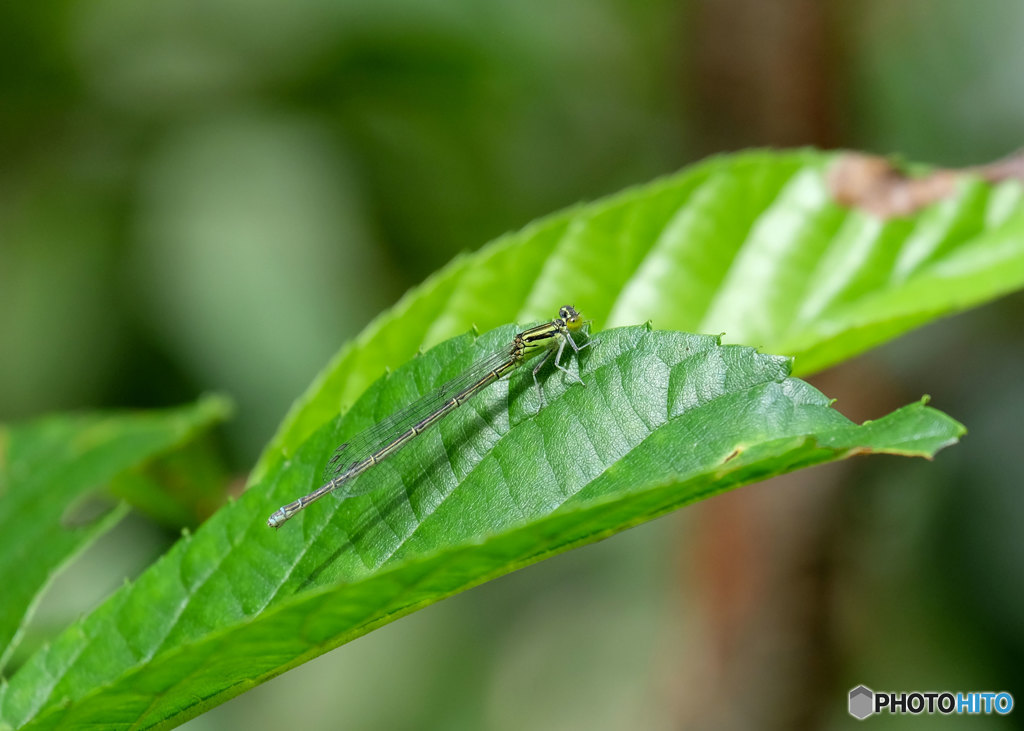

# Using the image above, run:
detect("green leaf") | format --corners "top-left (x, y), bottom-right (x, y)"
top-left (0, 396), bottom-right (231, 673)
top-left (256, 149), bottom-right (1023, 485)
top-left (0, 326), bottom-right (963, 729)
top-left (108, 436), bottom-right (232, 529)
top-left (10, 147), bottom-right (1017, 728)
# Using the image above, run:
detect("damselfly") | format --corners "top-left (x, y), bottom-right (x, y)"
top-left (267, 305), bottom-right (592, 528)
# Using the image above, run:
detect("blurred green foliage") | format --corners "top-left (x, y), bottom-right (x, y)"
top-left (0, 0), bottom-right (684, 466)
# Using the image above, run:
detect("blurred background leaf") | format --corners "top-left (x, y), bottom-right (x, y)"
top-left (0, 396), bottom-right (229, 673)
top-left (1, 0), bottom-right (1023, 728)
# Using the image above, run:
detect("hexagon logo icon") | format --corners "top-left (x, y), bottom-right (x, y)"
top-left (849, 686), bottom-right (874, 720)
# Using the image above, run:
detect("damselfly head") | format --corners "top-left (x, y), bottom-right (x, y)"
top-left (559, 305), bottom-right (583, 331)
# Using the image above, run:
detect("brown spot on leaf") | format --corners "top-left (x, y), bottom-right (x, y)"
top-left (828, 150), bottom-right (1024, 219)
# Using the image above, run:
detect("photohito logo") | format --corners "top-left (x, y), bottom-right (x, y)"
top-left (849, 686), bottom-right (1014, 720)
